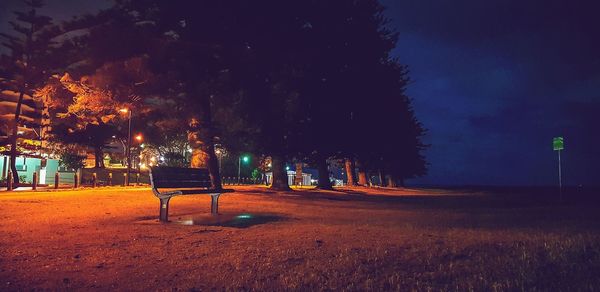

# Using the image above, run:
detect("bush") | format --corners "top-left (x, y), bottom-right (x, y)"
top-left (0, 175), bottom-right (27, 183)
top-left (59, 152), bottom-right (87, 171)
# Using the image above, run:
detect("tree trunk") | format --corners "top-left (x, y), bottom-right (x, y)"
top-left (8, 90), bottom-right (26, 188)
top-left (188, 81), bottom-right (223, 190)
top-left (270, 154), bottom-right (290, 191)
top-left (378, 169), bottom-right (385, 187)
top-left (188, 124), bottom-right (222, 190)
top-left (189, 147), bottom-right (208, 168)
top-left (94, 147), bottom-right (105, 168)
top-left (316, 156), bottom-right (332, 190)
top-left (294, 163), bottom-right (303, 186)
top-left (344, 158), bottom-right (356, 186)
top-left (204, 143), bottom-right (222, 190)
top-left (357, 170), bottom-right (368, 186)
top-left (387, 175), bottom-right (397, 188)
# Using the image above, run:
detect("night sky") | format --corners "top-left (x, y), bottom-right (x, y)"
top-left (2, 0), bottom-right (599, 186)
top-left (383, 0), bottom-right (600, 186)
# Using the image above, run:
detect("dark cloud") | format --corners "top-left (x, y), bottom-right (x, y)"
top-left (382, 0), bottom-right (600, 186)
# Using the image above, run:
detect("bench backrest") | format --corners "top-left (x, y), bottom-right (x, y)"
top-left (150, 166), bottom-right (212, 189)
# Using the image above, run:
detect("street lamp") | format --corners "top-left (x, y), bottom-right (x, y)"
top-left (119, 108), bottom-right (132, 186)
top-left (238, 155), bottom-right (249, 184)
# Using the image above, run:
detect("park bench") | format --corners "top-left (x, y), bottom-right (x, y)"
top-left (149, 166), bottom-right (234, 222)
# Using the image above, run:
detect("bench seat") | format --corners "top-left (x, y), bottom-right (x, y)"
top-left (150, 166), bottom-right (234, 222)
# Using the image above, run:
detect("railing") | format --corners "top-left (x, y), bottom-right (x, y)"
top-left (2, 170), bottom-right (269, 191)
top-left (222, 177), bottom-right (266, 186)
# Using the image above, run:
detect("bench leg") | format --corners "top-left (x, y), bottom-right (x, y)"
top-left (159, 197), bottom-right (171, 222)
top-left (210, 194), bottom-right (221, 215)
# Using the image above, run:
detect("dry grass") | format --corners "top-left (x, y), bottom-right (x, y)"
top-left (1, 186), bottom-right (599, 291)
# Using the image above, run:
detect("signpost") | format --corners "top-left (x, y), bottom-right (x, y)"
top-left (553, 137), bottom-right (564, 201)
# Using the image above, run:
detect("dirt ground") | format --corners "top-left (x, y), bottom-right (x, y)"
top-left (1, 186), bottom-right (599, 291)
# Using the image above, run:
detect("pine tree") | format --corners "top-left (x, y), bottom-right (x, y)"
top-left (0, 0), bottom-right (56, 187)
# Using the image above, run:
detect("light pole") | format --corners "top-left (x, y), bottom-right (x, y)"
top-left (120, 108), bottom-right (132, 186)
top-left (215, 149), bottom-right (223, 173)
top-left (238, 155), bottom-right (249, 184)
top-left (135, 134), bottom-right (143, 172)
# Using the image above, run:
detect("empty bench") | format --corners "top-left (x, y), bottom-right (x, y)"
top-left (149, 166), bottom-right (234, 222)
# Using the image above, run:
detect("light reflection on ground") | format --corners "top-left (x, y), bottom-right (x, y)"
top-left (176, 212), bottom-right (284, 228)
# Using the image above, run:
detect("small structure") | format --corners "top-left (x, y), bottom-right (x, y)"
top-left (0, 155), bottom-right (77, 186)
top-left (265, 170), bottom-right (312, 186)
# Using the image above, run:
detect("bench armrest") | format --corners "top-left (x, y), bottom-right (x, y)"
top-left (152, 188), bottom-right (183, 199)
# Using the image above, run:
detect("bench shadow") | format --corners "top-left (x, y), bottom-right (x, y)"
top-left (173, 212), bottom-right (285, 228)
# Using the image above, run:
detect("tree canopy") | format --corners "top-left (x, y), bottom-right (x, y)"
top-left (1, 0), bottom-right (428, 190)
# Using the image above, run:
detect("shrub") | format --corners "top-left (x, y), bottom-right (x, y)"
top-left (59, 152), bottom-right (87, 171)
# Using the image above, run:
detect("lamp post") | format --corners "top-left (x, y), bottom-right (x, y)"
top-left (120, 108), bottom-right (132, 186)
top-left (238, 155), bottom-right (249, 184)
top-left (136, 135), bottom-right (143, 172)
top-left (215, 149), bottom-right (223, 173)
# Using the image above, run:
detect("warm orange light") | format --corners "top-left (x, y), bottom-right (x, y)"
top-left (135, 134), bottom-right (143, 141)
top-left (119, 108), bottom-right (129, 113)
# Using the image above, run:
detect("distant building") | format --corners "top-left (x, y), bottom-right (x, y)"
top-left (0, 155), bottom-right (76, 185)
top-left (265, 170), bottom-right (313, 186)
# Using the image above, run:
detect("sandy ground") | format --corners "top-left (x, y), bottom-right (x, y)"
top-left (1, 186), bottom-right (599, 291)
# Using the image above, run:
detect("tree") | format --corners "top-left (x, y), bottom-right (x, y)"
top-left (39, 0), bottom-right (428, 191)
top-left (0, 0), bottom-right (57, 187)
top-left (286, 0), bottom-right (405, 189)
top-left (56, 146), bottom-right (86, 170)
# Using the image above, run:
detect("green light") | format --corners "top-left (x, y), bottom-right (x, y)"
top-left (237, 214), bottom-right (252, 219)
top-left (242, 156), bottom-right (249, 163)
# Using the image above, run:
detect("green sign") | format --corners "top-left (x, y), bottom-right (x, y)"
top-left (553, 137), bottom-right (564, 151)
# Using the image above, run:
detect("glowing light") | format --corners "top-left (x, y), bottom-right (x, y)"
top-left (135, 134), bottom-right (143, 142)
top-left (285, 166), bottom-right (290, 171)
top-left (242, 156), bottom-right (249, 163)
top-left (236, 214), bottom-right (252, 219)
top-left (119, 108), bottom-right (128, 113)
top-left (268, 162), bottom-right (272, 167)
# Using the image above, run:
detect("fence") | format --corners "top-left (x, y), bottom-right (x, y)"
top-left (3, 168), bottom-right (269, 190)
top-left (222, 177), bottom-right (266, 186)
